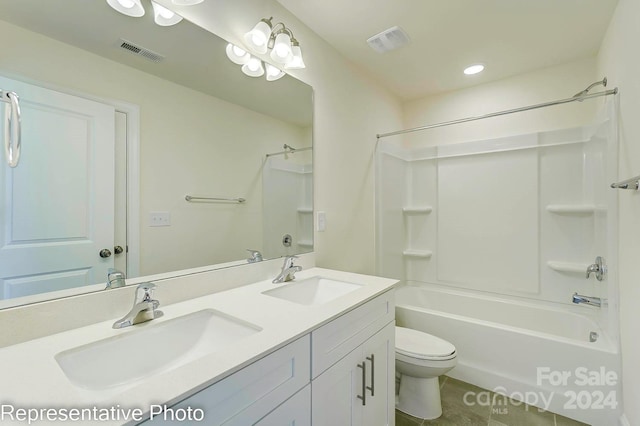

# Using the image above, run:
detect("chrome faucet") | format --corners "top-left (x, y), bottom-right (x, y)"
top-left (572, 293), bottom-right (603, 308)
top-left (113, 283), bottom-right (163, 329)
top-left (246, 249), bottom-right (263, 263)
top-left (273, 255), bottom-right (302, 283)
top-left (105, 268), bottom-right (126, 289)
top-left (586, 256), bottom-right (606, 281)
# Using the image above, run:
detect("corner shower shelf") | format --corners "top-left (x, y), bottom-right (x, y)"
top-left (402, 206), bottom-right (433, 214)
top-left (545, 204), bottom-right (600, 215)
top-left (547, 261), bottom-right (589, 274)
top-left (402, 249), bottom-right (433, 259)
top-left (297, 207), bottom-right (313, 214)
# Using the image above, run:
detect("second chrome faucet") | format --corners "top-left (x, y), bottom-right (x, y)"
top-left (273, 255), bottom-right (302, 283)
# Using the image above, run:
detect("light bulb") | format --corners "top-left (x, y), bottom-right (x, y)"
top-left (117, 0), bottom-right (135, 8)
top-left (226, 43), bottom-right (250, 65)
top-left (270, 32), bottom-right (292, 64)
top-left (248, 58), bottom-right (261, 72)
top-left (241, 56), bottom-right (265, 77)
top-left (106, 0), bottom-right (145, 17)
top-left (285, 45), bottom-right (305, 69)
top-left (244, 19), bottom-right (272, 54)
top-left (265, 63), bottom-right (285, 81)
top-left (151, 1), bottom-right (182, 26)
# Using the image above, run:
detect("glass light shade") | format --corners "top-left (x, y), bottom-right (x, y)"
top-left (106, 0), bottom-right (145, 17)
top-left (241, 56), bottom-right (265, 77)
top-left (171, 0), bottom-right (204, 5)
top-left (151, 1), bottom-right (183, 26)
top-left (270, 32), bottom-right (293, 64)
top-left (244, 20), bottom-right (272, 54)
top-left (284, 45), bottom-right (305, 69)
top-left (265, 63), bottom-right (285, 81)
top-left (225, 43), bottom-right (250, 65)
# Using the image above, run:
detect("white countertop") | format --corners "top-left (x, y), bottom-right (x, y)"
top-left (0, 268), bottom-right (397, 425)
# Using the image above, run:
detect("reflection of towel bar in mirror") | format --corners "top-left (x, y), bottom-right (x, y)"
top-left (185, 195), bottom-right (246, 203)
top-left (610, 175), bottom-right (640, 190)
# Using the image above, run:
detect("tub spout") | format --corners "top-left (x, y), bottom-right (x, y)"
top-left (572, 293), bottom-right (604, 308)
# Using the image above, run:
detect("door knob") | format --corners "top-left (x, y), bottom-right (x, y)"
top-left (114, 245), bottom-right (124, 255)
top-left (99, 249), bottom-right (112, 258)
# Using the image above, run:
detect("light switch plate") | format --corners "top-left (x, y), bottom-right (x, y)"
top-left (316, 211), bottom-right (326, 232)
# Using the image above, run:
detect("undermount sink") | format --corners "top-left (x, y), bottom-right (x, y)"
top-left (262, 276), bottom-right (363, 305)
top-left (55, 309), bottom-right (261, 391)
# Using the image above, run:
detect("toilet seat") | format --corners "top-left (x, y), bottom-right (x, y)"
top-left (396, 326), bottom-right (456, 361)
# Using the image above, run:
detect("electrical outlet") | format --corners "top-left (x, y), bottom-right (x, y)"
top-left (149, 211), bottom-right (171, 227)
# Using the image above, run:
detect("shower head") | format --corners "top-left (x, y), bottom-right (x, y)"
top-left (573, 77), bottom-right (608, 101)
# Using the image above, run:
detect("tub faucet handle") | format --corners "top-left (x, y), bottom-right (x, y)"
top-left (586, 256), bottom-right (606, 281)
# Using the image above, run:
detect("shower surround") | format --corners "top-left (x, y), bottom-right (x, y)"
top-left (376, 113), bottom-right (621, 425)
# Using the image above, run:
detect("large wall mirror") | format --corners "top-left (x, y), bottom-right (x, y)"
top-left (0, 0), bottom-right (313, 309)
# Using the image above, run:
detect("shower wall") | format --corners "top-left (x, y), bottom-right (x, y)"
top-left (376, 113), bottom-right (618, 338)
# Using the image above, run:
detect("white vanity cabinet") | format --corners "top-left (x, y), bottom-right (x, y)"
top-left (311, 291), bottom-right (395, 426)
top-left (142, 335), bottom-right (310, 425)
top-left (142, 289), bottom-right (395, 426)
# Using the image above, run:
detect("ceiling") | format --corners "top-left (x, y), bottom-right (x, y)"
top-left (277, 0), bottom-right (619, 101)
top-left (0, 0), bottom-right (312, 127)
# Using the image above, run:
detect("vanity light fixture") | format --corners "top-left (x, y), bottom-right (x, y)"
top-left (243, 17), bottom-right (306, 70)
top-left (106, 0), bottom-right (201, 26)
top-left (225, 44), bottom-right (250, 65)
top-left (265, 63), bottom-right (285, 81)
top-left (106, 0), bottom-right (145, 17)
top-left (241, 56), bottom-right (265, 78)
top-left (463, 64), bottom-right (485, 75)
top-left (226, 43), bottom-right (286, 81)
top-left (151, 1), bottom-right (183, 26)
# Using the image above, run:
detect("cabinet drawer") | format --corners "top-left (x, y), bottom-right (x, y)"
top-left (311, 290), bottom-right (394, 377)
top-left (144, 335), bottom-right (310, 425)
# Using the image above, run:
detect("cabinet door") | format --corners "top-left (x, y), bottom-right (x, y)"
top-left (255, 385), bottom-right (311, 426)
top-left (312, 347), bottom-right (365, 426)
top-left (362, 322), bottom-right (395, 426)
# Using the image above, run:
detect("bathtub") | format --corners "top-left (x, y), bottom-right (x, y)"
top-left (395, 284), bottom-right (621, 426)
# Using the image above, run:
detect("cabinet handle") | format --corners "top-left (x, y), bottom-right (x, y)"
top-left (366, 354), bottom-right (375, 396)
top-left (357, 362), bottom-right (366, 406)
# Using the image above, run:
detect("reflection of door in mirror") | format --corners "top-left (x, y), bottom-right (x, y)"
top-left (0, 76), bottom-right (126, 300)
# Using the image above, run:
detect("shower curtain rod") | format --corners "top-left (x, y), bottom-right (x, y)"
top-left (265, 146), bottom-right (312, 157)
top-left (376, 87), bottom-right (618, 140)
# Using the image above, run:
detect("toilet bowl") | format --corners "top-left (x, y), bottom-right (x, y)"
top-left (395, 326), bottom-right (457, 420)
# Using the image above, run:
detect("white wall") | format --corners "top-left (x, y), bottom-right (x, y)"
top-left (597, 0), bottom-right (640, 424)
top-left (402, 57), bottom-right (599, 146)
top-left (0, 20), bottom-right (308, 276)
top-left (165, 0), bottom-right (404, 274)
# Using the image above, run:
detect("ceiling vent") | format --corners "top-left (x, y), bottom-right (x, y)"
top-left (118, 39), bottom-right (165, 63)
top-left (366, 26), bottom-right (410, 53)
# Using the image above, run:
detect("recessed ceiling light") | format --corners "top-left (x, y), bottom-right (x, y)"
top-left (464, 64), bottom-right (485, 75)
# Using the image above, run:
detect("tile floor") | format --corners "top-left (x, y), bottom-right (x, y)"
top-left (396, 376), bottom-right (590, 426)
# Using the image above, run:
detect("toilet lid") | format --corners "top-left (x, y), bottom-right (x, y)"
top-left (396, 326), bottom-right (456, 360)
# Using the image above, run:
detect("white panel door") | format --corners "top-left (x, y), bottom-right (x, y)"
top-left (0, 76), bottom-right (115, 299)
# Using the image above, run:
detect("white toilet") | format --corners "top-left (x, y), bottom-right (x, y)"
top-left (395, 326), bottom-right (457, 420)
